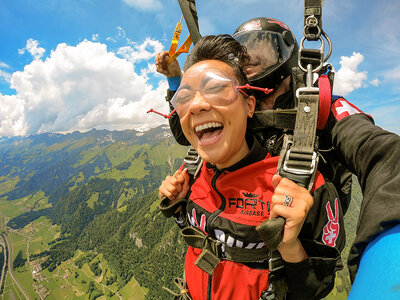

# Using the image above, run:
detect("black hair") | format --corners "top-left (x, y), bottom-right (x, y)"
top-left (183, 34), bottom-right (250, 85)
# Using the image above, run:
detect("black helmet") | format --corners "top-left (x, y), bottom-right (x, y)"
top-left (233, 17), bottom-right (298, 91)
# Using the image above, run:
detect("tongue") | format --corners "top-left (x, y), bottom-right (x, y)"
top-left (201, 128), bottom-right (222, 141)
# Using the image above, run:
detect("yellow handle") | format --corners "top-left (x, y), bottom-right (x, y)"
top-left (168, 35), bottom-right (192, 64)
top-left (169, 21), bottom-right (183, 57)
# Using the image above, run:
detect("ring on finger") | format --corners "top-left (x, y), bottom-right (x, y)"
top-left (283, 194), bottom-right (293, 207)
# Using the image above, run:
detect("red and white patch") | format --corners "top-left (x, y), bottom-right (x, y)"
top-left (268, 19), bottom-right (290, 30)
top-left (331, 99), bottom-right (363, 121)
top-left (252, 20), bottom-right (261, 29)
top-left (322, 198), bottom-right (340, 247)
top-left (243, 20), bottom-right (262, 31)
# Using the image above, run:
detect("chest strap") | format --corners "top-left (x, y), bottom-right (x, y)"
top-left (181, 226), bottom-right (282, 275)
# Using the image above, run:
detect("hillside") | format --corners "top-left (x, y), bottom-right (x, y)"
top-left (0, 126), bottom-right (361, 299)
top-left (0, 126), bottom-right (188, 299)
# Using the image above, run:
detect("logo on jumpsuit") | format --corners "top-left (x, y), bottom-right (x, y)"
top-left (322, 198), bottom-right (340, 247)
top-left (228, 192), bottom-right (269, 217)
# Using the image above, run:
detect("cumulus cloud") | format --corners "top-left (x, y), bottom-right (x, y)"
top-left (18, 39), bottom-right (46, 60)
top-left (122, 0), bottom-right (163, 11)
top-left (117, 38), bottom-right (164, 64)
top-left (333, 52), bottom-right (368, 96)
top-left (0, 94), bottom-right (27, 136)
top-left (1, 39), bottom-right (168, 136)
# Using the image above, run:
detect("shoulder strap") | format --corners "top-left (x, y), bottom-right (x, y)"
top-left (258, 0), bottom-right (335, 253)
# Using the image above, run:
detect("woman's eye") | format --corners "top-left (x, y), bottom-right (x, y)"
top-left (204, 83), bottom-right (227, 94)
top-left (176, 90), bottom-right (192, 103)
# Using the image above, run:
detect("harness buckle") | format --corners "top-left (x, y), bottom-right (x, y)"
top-left (184, 153), bottom-right (201, 165)
top-left (283, 150), bottom-right (318, 175)
top-left (268, 256), bottom-right (284, 272)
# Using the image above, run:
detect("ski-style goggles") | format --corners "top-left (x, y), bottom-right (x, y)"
top-left (170, 69), bottom-right (273, 118)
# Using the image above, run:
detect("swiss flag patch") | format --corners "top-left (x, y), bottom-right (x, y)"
top-left (331, 99), bottom-right (363, 121)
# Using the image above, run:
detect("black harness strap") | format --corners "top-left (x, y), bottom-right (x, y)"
top-left (249, 109), bottom-right (297, 131)
top-left (178, 0), bottom-right (202, 45)
top-left (181, 226), bottom-right (283, 275)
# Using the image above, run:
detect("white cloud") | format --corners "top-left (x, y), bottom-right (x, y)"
top-left (0, 61), bottom-right (11, 82)
top-left (92, 34), bottom-right (99, 41)
top-left (122, 0), bottom-right (163, 11)
top-left (117, 38), bottom-right (164, 64)
top-left (370, 79), bottom-right (380, 87)
top-left (1, 39), bottom-right (169, 136)
top-left (18, 39), bottom-right (46, 60)
top-left (0, 71), bottom-right (12, 83)
top-left (333, 52), bottom-right (368, 96)
top-left (117, 26), bottom-right (126, 39)
top-left (0, 62), bottom-right (10, 69)
top-left (0, 94), bottom-right (28, 136)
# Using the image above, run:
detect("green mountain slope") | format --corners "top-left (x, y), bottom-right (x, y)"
top-left (0, 126), bottom-right (188, 299)
top-left (0, 126), bottom-right (362, 299)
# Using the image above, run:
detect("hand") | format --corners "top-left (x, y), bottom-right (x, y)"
top-left (158, 169), bottom-right (190, 204)
top-left (155, 51), bottom-right (182, 78)
top-left (270, 174), bottom-right (314, 262)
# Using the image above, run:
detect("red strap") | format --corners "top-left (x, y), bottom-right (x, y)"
top-left (317, 74), bottom-right (331, 130)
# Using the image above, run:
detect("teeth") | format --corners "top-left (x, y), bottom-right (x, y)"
top-left (195, 122), bottom-right (222, 133)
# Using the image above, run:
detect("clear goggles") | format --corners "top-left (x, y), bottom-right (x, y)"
top-left (170, 69), bottom-right (272, 118)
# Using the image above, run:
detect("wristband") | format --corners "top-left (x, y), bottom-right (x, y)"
top-left (167, 76), bottom-right (182, 91)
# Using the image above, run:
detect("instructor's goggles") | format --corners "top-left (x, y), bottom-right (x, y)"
top-left (171, 70), bottom-right (273, 117)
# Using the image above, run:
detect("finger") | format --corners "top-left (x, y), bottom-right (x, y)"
top-left (173, 169), bottom-right (187, 184)
top-left (164, 181), bottom-right (181, 197)
top-left (162, 176), bottom-right (182, 193)
top-left (181, 169), bottom-right (190, 195)
top-left (270, 193), bottom-right (283, 207)
top-left (272, 174), bottom-right (282, 189)
top-left (159, 184), bottom-right (176, 200)
top-left (173, 169), bottom-right (184, 181)
top-left (270, 204), bottom-right (291, 219)
top-left (274, 178), bottom-right (304, 196)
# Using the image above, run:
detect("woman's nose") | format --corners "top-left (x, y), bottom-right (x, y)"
top-left (187, 91), bottom-right (211, 114)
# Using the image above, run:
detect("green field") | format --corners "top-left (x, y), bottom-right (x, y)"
top-left (1, 273), bottom-right (25, 300)
top-left (0, 191), bottom-right (50, 220)
top-left (1, 210), bottom-right (147, 300)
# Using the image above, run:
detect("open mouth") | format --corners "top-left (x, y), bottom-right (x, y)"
top-left (195, 122), bottom-right (223, 143)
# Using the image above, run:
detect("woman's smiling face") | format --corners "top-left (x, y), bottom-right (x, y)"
top-left (179, 60), bottom-right (255, 169)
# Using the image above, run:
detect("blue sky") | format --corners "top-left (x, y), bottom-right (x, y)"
top-left (0, 0), bottom-right (399, 136)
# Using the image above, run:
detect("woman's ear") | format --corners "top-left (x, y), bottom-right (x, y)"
top-left (247, 95), bottom-right (256, 118)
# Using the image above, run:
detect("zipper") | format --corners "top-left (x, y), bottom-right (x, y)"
top-left (207, 274), bottom-right (213, 300)
top-left (205, 168), bottom-right (226, 234)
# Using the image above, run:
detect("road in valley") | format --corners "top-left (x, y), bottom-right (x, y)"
top-left (0, 213), bottom-right (31, 300)
top-left (0, 234), bottom-right (6, 293)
